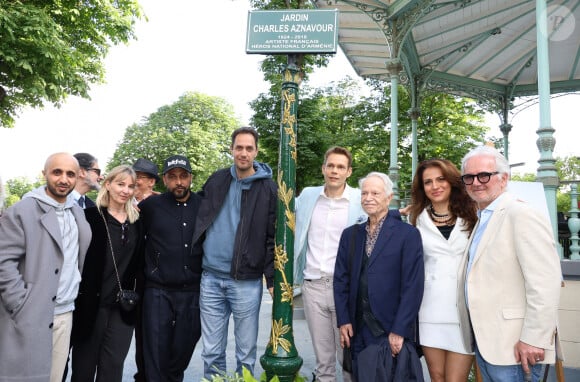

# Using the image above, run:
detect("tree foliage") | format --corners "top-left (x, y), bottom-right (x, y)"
top-left (6, 176), bottom-right (42, 198)
top-left (0, 1), bottom-right (143, 127)
top-left (510, 173), bottom-right (537, 182)
top-left (2, 176), bottom-right (43, 208)
top-left (509, 156), bottom-right (580, 213)
top-left (556, 156), bottom-right (580, 181)
top-left (109, 92), bottom-right (240, 190)
top-left (251, 77), bottom-right (488, 195)
top-left (556, 156), bottom-right (580, 213)
top-left (250, 0), bottom-right (332, 86)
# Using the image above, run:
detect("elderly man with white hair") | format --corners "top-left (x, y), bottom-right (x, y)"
top-left (334, 172), bottom-right (425, 380)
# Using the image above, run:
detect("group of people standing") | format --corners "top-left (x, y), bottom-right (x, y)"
top-left (295, 145), bottom-right (562, 382)
top-left (0, 126), bottom-right (276, 382)
top-left (0, 132), bottom-right (562, 382)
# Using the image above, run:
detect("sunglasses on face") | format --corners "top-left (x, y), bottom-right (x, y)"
top-left (461, 171), bottom-right (499, 185)
top-left (87, 167), bottom-right (102, 176)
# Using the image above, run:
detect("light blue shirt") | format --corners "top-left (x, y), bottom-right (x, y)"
top-left (465, 192), bottom-right (507, 307)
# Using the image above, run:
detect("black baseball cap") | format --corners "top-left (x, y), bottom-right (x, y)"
top-left (162, 155), bottom-right (192, 174)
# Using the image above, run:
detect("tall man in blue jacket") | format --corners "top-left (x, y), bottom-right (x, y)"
top-left (294, 146), bottom-right (366, 382)
top-left (139, 155), bottom-right (202, 382)
top-left (193, 126), bottom-right (277, 379)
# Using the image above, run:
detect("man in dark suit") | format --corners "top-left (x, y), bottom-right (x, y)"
top-left (333, 172), bottom-right (424, 379)
top-left (72, 152), bottom-right (103, 208)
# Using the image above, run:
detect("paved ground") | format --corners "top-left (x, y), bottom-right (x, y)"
top-left (69, 287), bottom-right (578, 381)
top-left (117, 288), bottom-right (318, 381)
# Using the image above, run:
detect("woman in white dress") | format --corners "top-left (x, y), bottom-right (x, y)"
top-left (408, 159), bottom-right (477, 382)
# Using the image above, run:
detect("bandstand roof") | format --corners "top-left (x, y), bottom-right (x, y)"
top-left (313, 0), bottom-right (580, 108)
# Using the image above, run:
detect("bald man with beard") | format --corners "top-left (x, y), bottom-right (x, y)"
top-left (0, 153), bottom-right (92, 382)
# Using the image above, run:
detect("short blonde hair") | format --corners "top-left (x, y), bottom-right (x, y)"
top-left (96, 165), bottom-right (139, 223)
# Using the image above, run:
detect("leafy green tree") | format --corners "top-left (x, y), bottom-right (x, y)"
top-left (557, 193), bottom-right (572, 215)
top-left (511, 173), bottom-right (536, 182)
top-left (252, 77), bottom-right (488, 194)
top-left (511, 157), bottom-right (580, 213)
top-left (556, 156), bottom-right (580, 213)
top-left (109, 92), bottom-right (240, 190)
top-left (556, 156), bottom-right (580, 181)
top-left (408, 91), bottom-right (487, 164)
top-left (6, 177), bottom-right (37, 198)
top-left (3, 176), bottom-right (43, 208)
top-left (3, 194), bottom-right (19, 209)
top-left (0, 1), bottom-right (143, 127)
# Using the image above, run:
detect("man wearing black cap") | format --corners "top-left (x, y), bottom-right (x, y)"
top-left (137, 155), bottom-right (202, 382)
top-left (132, 158), bottom-right (160, 203)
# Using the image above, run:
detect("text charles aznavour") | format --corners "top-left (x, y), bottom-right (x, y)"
top-left (253, 13), bottom-right (335, 34)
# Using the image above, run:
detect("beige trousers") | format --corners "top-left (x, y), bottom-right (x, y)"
top-left (50, 311), bottom-right (73, 382)
top-left (302, 276), bottom-right (352, 382)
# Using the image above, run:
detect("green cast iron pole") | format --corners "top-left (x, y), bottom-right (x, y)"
top-left (260, 55), bottom-right (303, 382)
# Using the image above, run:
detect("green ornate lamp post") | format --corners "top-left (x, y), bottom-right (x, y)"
top-left (260, 55), bottom-right (303, 382)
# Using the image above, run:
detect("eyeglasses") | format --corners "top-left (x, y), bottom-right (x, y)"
top-left (87, 168), bottom-right (102, 176)
top-left (461, 171), bottom-right (499, 185)
top-left (136, 175), bottom-right (152, 180)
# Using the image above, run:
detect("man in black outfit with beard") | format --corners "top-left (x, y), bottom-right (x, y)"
top-left (138, 155), bottom-right (202, 382)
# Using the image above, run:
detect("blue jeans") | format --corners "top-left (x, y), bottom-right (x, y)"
top-left (476, 348), bottom-right (543, 382)
top-left (200, 271), bottom-right (263, 378)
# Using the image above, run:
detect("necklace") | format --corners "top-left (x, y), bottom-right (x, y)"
top-left (429, 204), bottom-right (449, 217)
top-left (428, 205), bottom-right (455, 225)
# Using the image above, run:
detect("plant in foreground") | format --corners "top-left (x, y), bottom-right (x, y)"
top-left (201, 366), bottom-right (306, 382)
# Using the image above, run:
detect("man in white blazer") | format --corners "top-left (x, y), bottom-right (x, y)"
top-left (457, 145), bottom-right (561, 382)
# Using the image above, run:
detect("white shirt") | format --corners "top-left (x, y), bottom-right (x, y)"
top-left (303, 188), bottom-right (350, 279)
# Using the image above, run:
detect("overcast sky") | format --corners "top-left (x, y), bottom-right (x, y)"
top-left (0, 0), bottom-right (577, 182)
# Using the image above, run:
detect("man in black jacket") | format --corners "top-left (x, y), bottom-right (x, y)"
top-left (192, 126), bottom-right (276, 379)
top-left (139, 155), bottom-right (202, 382)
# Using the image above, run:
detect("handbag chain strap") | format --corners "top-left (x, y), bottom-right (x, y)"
top-left (99, 208), bottom-right (124, 293)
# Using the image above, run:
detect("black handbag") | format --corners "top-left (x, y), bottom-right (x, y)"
top-left (116, 289), bottom-right (140, 312)
top-left (100, 209), bottom-right (140, 312)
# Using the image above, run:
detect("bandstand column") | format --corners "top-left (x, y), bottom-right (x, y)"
top-left (409, 107), bottom-right (420, 178)
top-left (535, 0), bottom-right (560, 249)
top-left (386, 59), bottom-right (402, 207)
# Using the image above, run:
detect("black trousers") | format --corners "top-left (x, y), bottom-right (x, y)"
top-left (142, 288), bottom-right (201, 382)
top-left (133, 301), bottom-right (147, 382)
top-left (71, 306), bottom-right (134, 382)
